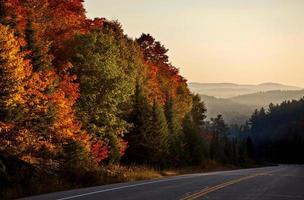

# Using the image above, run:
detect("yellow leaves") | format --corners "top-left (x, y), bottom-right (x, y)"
top-left (0, 24), bottom-right (31, 108)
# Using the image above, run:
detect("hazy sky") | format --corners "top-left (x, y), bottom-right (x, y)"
top-left (84, 0), bottom-right (304, 87)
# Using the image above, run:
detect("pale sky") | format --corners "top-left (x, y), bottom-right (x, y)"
top-left (84, 0), bottom-right (304, 87)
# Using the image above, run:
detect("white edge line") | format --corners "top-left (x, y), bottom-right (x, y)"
top-left (55, 166), bottom-right (281, 200)
top-left (56, 174), bottom-right (203, 200)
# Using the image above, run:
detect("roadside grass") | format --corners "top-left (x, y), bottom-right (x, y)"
top-left (1, 160), bottom-right (258, 200)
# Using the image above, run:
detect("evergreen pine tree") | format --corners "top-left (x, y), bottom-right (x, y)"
top-left (145, 100), bottom-right (169, 166)
top-left (164, 95), bottom-right (180, 138)
top-left (246, 136), bottom-right (255, 159)
top-left (191, 94), bottom-right (207, 129)
top-left (209, 133), bottom-right (219, 160)
top-left (62, 140), bottom-right (96, 182)
top-left (164, 95), bottom-right (182, 163)
top-left (182, 113), bottom-right (206, 165)
top-left (123, 82), bottom-right (152, 164)
top-left (210, 115), bottom-right (228, 135)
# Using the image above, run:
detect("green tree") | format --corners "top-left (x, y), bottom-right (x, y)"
top-left (145, 100), bottom-right (169, 166)
top-left (246, 137), bottom-right (255, 159)
top-left (191, 94), bottom-right (207, 129)
top-left (67, 29), bottom-right (138, 163)
top-left (182, 94), bottom-right (208, 165)
top-left (124, 82), bottom-right (152, 164)
top-left (210, 115), bottom-right (228, 135)
top-left (62, 140), bottom-right (97, 183)
top-left (165, 95), bottom-right (180, 137)
top-left (182, 114), bottom-right (206, 165)
top-left (164, 95), bottom-right (182, 163)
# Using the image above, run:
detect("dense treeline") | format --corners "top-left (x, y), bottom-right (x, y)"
top-left (0, 0), bottom-right (253, 198)
top-left (247, 98), bottom-right (304, 163)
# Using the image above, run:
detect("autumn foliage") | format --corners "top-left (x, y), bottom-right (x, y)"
top-left (0, 0), bottom-right (217, 179)
top-left (0, 1), bottom-right (260, 199)
top-left (0, 0), bottom-right (198, 169)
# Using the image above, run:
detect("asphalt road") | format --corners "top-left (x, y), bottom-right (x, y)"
top-left (22, 165), bottom-right (304, 200)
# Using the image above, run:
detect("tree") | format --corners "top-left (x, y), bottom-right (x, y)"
top-left (165, 95), bottom-right (179, 137)
top-left (67, 29), bottom-right (135, 162)
top-left (23, 19), bottom-right (50, 71)
top-left (0, 25), bottom-right (55, 165)
top-left (164, 95), bottom-right (182, 162)
top-left (182, 114), bottom-right (206, 165)
top-left (191, 94), bottom-right (207, 129)
top-left (181, 94), bottom-right (208, 165)
top-left (123, 82), bottom-right (152, 164)
top-left (136, 33), bottom-right (192, 122)
top-left (210, 115), bottom-right (228, 135)
top-left (248, 98), bottom-right (304, 163)
top-left (5, 0), bottom-right (87, 65)
top-left (246, 137), bottom-right (255, 159)
top-left (137, 33), bottom-right (169, 65)
top-left (0, 25), bottom-right (30, 122)
top-left (62, 139), bottom-right (96, 179)
top-left (145, 100), bottom-right (169, 166)
top-left (209, 133), bottom-right (220, 160)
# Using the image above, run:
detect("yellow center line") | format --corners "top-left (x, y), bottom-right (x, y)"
top-left (180, 172), bottom-right (269, 200)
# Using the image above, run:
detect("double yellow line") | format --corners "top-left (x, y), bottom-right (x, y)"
top-left (181, 173), bottom-right (268, 200)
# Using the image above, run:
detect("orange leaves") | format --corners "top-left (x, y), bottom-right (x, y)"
top-left (5, 0), bottom-right (87, 63)
top-left (146, 64), bottom-right (165, 104)
top-left (0, 1), bottom-right (100, 166)
top-left (138, 34), bottom-right (190, 111)
top-left (1, 1), bottom-right (195, 167)
top-left (49, 87), bottom-right (81, 140)
top-left (58, 73), bottom-right (79, 105)
top-left (86, 18), bottom-right (106, 30)
top-left (137, 33), bottom-right (193, 124)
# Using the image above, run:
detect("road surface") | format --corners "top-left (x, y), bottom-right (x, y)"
top-left (22, 165), bottom-right (304, 200)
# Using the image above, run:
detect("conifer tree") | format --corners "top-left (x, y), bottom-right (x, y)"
top-left (164, 95), bottom-right (182, 162)
top-left (246, 137), bottom-right (255, 159)
top-left (210, 115), bottom-right (228, 135)
top-left (165, 95), bottom-right (180, 137)
top-left (145, 100), bottom-right (169, 166)
top-left (191, 94), bottom-right (207, 129)
top-left (124, 82), bottom-right (152, 163)
top-left (182, 114), bottom-right (206, 165)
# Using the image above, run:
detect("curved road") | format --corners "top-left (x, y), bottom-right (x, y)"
top-left (22, 165), bottom-right (304, 200)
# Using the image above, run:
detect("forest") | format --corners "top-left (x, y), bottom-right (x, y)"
top-left (0, 0), bottom-right (303, 199)
top-left (247, 99), bottom-right (304, 164)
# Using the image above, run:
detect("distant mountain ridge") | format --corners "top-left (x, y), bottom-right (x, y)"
top-left (189, 82), bottom-right (302, 98)
top-left (229, 90), bottom-right (304, 107)
top-left (190, 82), bottom-right (304, 125)
top-left (201, 90), bottom-right (304, 125)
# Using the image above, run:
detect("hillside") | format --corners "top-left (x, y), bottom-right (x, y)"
top-left (199, 90), bottom-right (304, 125)
top-left (200, 95), bottom-right (257, 125)
top-left (229, 90), bottom-right (304, 107)
top-left (189, 82), bottom-right (302, 98)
